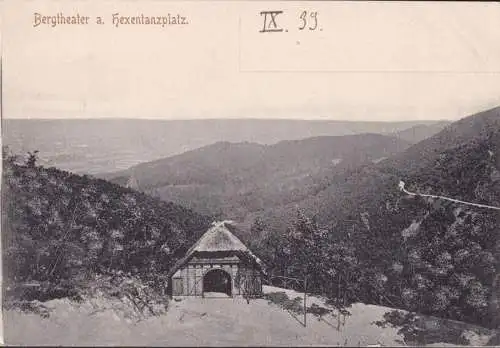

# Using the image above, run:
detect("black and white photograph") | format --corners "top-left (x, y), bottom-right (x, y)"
top-left (1, 1), bottom-right (500, 346)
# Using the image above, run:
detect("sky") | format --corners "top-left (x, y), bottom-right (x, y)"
top-left (2, 1), bottom-right (500, 121)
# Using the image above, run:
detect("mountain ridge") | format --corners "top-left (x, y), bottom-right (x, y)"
top-left (103, 133), bottom-right (412, 220)
top-left (3, 118), bottom-right (448, 175)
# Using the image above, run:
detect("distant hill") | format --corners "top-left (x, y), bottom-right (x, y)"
top-left (1, 152), bottom-right (211, 303)
top-left (103, 133), bottom-right (411, 220)
top-left (2, 118), bottom-right (444, 175)
top-left (390, 121), bottom-right (451, 143)
top-left (252, 106), bottom-right (500, 328)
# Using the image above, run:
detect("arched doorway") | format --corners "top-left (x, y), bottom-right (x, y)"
top-left (203, 269), bottom-right (232, 296)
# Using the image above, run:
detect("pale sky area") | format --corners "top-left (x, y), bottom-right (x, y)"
top-left (1, 1), bottom-right (500, 121)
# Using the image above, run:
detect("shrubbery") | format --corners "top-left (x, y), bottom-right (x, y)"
top-left (2, 148), bottom-right (210, 308)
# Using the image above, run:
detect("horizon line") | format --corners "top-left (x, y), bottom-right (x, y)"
top-left (2, 117), bottom-right (452, 123)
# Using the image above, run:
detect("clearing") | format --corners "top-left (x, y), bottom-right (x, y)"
top-left (3, 285), bottom-right (495, 346)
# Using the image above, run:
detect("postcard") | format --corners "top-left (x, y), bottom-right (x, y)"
top-left (1, 1), bottom-right (500, 346)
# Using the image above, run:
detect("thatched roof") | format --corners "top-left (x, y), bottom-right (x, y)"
top-left (192, 220), bottom-right (252, 252)
top-left (167, 220), bottom-right (266, 277)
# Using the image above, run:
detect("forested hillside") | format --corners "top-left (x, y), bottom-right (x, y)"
top-left (2, 149), bottom-right (211, 303)
top-left (250, 107), bottom-right (500, 329)
top-left (104, 133), bottom-right (410, 220)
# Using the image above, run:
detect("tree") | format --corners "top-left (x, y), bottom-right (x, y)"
top-left (26, 150), bottom-right (39, 168)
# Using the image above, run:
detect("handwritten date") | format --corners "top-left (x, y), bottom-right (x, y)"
top-left (260, 10), bottom-right (321, 33)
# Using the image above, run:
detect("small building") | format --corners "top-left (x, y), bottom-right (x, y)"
top-left (167, 221), bottom-right (266, 298)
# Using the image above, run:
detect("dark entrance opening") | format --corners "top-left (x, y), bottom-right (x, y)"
top-left (203, 269), bottom-right (232, 296)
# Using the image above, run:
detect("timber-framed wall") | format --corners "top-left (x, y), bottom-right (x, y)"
top-left (171, 255), bottom-right (262, 297)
